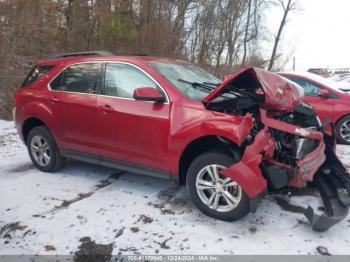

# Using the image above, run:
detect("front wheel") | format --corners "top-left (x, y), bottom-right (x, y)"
top-left (336, 115), bottom-right (350, 145)
top-left (186, 149), bottom-right (250, 221)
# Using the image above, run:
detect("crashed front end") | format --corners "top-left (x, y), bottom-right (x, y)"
top-left (204, 66), bottom-right (350, 231)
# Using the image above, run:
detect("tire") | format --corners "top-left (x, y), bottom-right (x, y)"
top-left (335, 115), bottom-right (350, 145)
top-left (26, 126), bottom-right (65, 172)
top-left (186, 149), bottom-right (250, 222)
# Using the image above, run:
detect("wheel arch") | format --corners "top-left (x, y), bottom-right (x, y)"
top-left (178, 135), bottom-right (241, 185)
top-left (334, 113), bottom-right (350, 144)
top-left (335, 113), bottom-right (350, 127)
top-left (22, 117), bottom-right (48, 143)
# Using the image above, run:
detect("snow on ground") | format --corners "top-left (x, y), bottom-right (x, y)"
top-left (0, 119), bottom-right (350, 256)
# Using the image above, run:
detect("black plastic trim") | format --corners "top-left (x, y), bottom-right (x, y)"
top-left (61, 149), bottom-right (172, 180)
top-left (50, 51), bottom-right (115, 59)
top-left (249, 189), bottom-right (267, 213)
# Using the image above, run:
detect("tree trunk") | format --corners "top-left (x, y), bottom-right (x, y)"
top-left (241, 0), bottom-right (252, 67)
top-left (267, 0), bottom-right (292, 71)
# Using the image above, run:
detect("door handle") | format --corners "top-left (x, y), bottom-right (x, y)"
top-left (50, 97), bottom-right (60, 103)
top-left (101, 104), bottom-right (113, 113)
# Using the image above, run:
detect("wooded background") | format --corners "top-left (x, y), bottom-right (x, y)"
top-left (0, 0), bottom-right (298, 119)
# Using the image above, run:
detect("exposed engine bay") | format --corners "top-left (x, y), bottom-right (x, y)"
top-left (203, 66), bottom-right (350, 231)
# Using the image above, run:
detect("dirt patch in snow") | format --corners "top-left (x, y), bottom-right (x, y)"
top-left (32, 172), bottom-right (124, 217)
top-left (61, 192), bottom-right (94, 208)
top-left (158, 186), bottom-right (181, 200)
top-left (74, 237), bottom-right (113, 262)
top-left (44, 245), bottom-right (56, 252)
top-left (130, 227), bottom-right (140, 233)
top-left (148, 186), bottom-right (191, 216)
top-left (159, 237), bottom-right (172, 249)
top-left (8, 163), bottom-right (34, 173)
top-left (0, 222), bottom-right (27, 239)
top-left (114, 227), bottom-right (125, 238)
top-left (136, 215), bottom-right (153, 224)
top-left (316, 246), bottom-right (331, 256)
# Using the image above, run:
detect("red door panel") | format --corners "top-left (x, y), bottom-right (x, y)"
top-left (97, 97), bottom-right (170, 171)
top-left (47, 62), bottom-right (102, 154)
top-left (49, 92), bottom-right (99, 154)
top-left (303, 96), bottom-right (334, 124)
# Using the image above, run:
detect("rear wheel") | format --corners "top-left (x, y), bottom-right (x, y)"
top-left (336, 115), bottom-right (350, 145)
top-left (27, 126), bottom-right (65, 172)
top-left (186, 149), bottom-right (250, 221)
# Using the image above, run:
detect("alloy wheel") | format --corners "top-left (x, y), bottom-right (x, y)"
top-left (340, 120), bottom-right (350, 143)
top-left (30, 135), bottom-right (51, 167)
top-left (195, 164), bottom-right (242, 213)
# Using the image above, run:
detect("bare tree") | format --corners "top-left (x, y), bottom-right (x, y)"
top-left (0, 0), bottom-right (299, 119)
top-left (267, 0), bottom-right (298, 71)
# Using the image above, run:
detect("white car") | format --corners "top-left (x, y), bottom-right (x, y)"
top-left (328, 73), bottom-right (350, 82)
top-left (337, 75), bottom-right (350, 84)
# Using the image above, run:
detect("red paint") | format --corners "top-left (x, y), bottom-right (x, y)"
top-left (204, 67), bottom-right (303, 111)
top-left (279, 72), bottom-right (350, 129)
top-left (292, 141), bottom-right (326, 187)
top-left (15, 56), bottom-right (254, 175)
top-left (221, 128), bottom-right (274, 198)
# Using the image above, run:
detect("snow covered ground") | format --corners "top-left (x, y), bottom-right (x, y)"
top-left (0, 119), bottom-right (350, 256)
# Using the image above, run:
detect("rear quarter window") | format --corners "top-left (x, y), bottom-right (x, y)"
top-left (50, 63), bottom-right (101, 94)
top-left (22, 65), bottom-right (54, 87)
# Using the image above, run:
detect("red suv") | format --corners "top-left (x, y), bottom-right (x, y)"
top-left (14, 52), bottom-right (350, 231)
top-left (279, 71), bottom-right (350, 144)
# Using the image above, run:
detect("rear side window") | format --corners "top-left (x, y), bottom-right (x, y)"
top-left (50, 63), bottom-right (101, 94)
top-left (286, 76), bottom-right (322, 96)
top-left (22, 65), bottom-right (54, 87)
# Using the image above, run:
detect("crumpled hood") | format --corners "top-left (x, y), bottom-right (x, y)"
top-left (203, 66), bottom-right (304, 111)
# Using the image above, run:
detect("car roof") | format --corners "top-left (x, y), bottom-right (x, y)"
top-left (278, 71), bottom-right (349, 93)
top-left (278, 71), bottom-right (322, 78)
top-left (36, 55), bottom-right (190, 66)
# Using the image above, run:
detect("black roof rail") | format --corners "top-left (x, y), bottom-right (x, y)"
top-left (116, 52), bottom-right (149, 56)
top-left (50, 51), bottom-right (115, 59)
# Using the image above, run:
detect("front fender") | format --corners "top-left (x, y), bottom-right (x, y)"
top-left (169, 103), bottom-right (254, 174)
top-left (220, 128), bottom-right (274, 199)
top-left (170, 105), bottom-right (254, 147)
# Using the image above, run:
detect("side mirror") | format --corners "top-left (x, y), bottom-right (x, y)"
top-left (317, 89), bottom-right (330, 98)
top-left (133, 87), bottom-right (165, 103)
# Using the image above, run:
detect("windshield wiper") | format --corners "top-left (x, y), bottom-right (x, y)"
top-left (178, 79), bottom-right (216, 92)
top-left (178, 79), bottom-right (244, 99)
top-left (203, 81), bottom-right (221, 86)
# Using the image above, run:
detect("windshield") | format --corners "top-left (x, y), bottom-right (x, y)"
top-left (150, 62), bottom-right (221, 100)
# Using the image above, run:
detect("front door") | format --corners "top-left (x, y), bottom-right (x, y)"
top-left (97, 62), bottom-right (171, 171)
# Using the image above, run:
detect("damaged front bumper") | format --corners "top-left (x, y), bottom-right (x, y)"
top-left (220, 110), bottom-right (350, 231)
top-left (305, 134), bottom-right (350, 231)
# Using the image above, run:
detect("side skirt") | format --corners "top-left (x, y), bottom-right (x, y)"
top-left (61, 149), bottom-right (176, 181)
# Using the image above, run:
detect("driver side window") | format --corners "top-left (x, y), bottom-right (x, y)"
top-left (287, 77), bottom-right (322, 96)
top-left (104, 63), bottom-right (159, 99)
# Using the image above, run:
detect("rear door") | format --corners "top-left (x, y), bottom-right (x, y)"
top-left (96, 62), bottom-right (171, 171)
top-left (49, 62), bottom-right (102, 154)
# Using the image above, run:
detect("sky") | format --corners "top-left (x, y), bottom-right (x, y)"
top-left (267, 0), bottom-right (350, 71)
